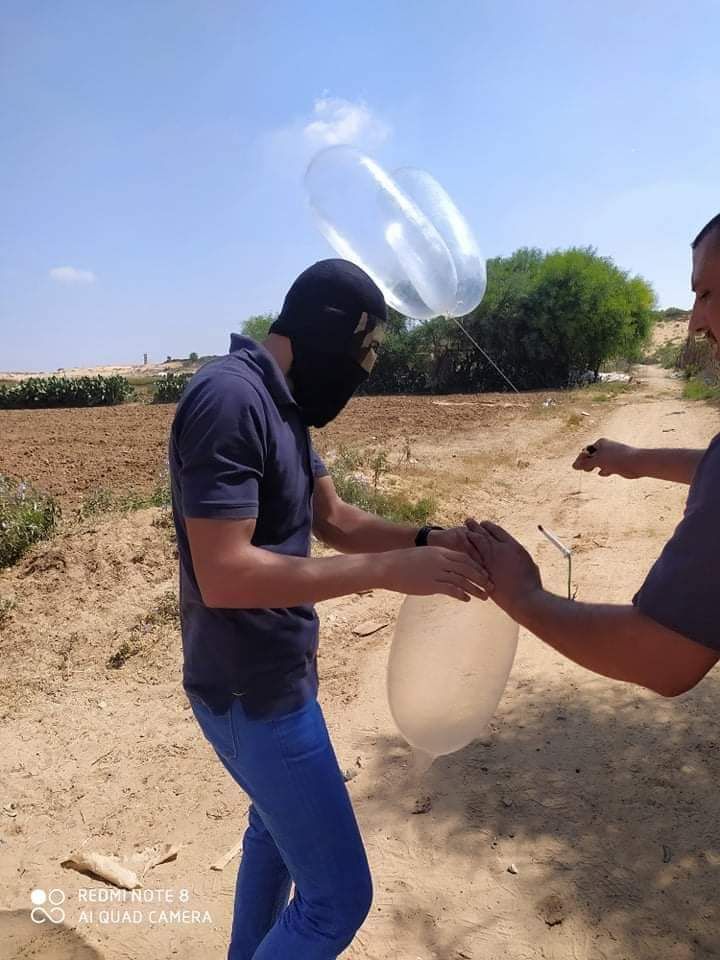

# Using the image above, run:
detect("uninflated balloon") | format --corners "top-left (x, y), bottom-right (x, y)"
top-left (387, 595), bottom-right (518, 769)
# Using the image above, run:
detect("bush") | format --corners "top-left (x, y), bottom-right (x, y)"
top-left (683, 378), bottom-right (720, 402)
top-left (0, 476), bottom-right (59, 567)
top-left (664, 335), bottom-right (720, 402)
top-left (360, 248), bottom-right (656, 395)
top-left (327, 446), bottom-right (435, 524)
top-left (78, 482), bottom-right (171, 518)
top-left (646, 340), bottom-right (683, 368)
top-left (242, 313), bottom-right (276, 342)
top-left (0, 375), bottom-right (133, 409)
top-left (153, 373), bottom-right (193, 403)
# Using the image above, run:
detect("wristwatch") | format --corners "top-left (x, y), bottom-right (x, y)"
top-left (415, 524), bottom-right (444, 547)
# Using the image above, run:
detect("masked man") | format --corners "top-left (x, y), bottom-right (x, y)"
top-left (169, 259), bottom-right (488, 959)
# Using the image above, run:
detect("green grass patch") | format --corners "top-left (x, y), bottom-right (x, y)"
top-left (682, 377), bottom-right (720, 402)
top-left (560, 380), bottom-right (635, 404)
top-left (328, 446), bottom-right (436, 524)
top-left (0, 476), bottom-right (59, 567)
top-left (78, 483), bottom-right (171, 519)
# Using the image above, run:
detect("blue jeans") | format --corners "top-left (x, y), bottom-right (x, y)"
top-left (190, 695), bottom-right (372, 959)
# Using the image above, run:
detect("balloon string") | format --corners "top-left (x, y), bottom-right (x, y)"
top-left (450, 317), bottom-right (520, 394)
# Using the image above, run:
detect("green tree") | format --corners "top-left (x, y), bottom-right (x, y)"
top-left (188, 351), bottom-right (199, 363)
top-left (464, 247), bottom-right (656, 389)
top-left (242, 313), bottom-right (277, 342)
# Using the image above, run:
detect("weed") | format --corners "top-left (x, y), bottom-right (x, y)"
top-left (646, 340), bottom-right (683, 369)
top-left (369, 450), bottom-right (389, 489)
top-left (0, 597), bottom-right (15, 629)
top-left (683, 378), bottom-right (720, 402)
top-left (0, 476), bottom-right (58, 567)
top-left (79, 482), bottom-right (171, 520)
top-left (150, 589), bottom-right (180, 625)
top-left (328, 446), bottom-right (436, 524)
top-left (106, 638), bottom-right (139, 670)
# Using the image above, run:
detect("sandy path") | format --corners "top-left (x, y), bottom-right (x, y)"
top-left (2, 364), bottom-right (719, 959)
top-left (333, 365), bottom-right (720, 960)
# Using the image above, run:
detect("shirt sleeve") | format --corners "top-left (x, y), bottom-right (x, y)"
top-left (310, 445), bottom-right (329, 479)
top-left (176, 375), bottom-right (267, 519)
top-left (634, 439), bottom-right (720, 652)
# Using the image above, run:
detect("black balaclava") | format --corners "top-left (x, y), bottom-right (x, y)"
top-left (270, 259), bottom-right (387, 428)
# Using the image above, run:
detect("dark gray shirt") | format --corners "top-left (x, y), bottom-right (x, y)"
top-left (635, 432), bottom-right (720, 651)
top-left (169, 335), bottom-right (327, 718)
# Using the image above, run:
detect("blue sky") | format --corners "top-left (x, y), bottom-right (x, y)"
top-left (2, 0), bottom-right (718, 371)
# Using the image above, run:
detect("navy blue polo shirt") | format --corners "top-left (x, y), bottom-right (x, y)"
top-left (635, 431), bottom-right (720, 651)
top-left (169, 334), bottom-right (328, 718)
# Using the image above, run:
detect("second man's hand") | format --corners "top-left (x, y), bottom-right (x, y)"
top-left (572, 438), bottom-right (642, 478)
top-left (464, 519), bottom-right (542, 621)
top-left (427, 524), bottom-right (488, 562)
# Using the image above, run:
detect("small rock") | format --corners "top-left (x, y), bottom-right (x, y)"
top-left (502, 797), bottom-right (513, 808)
top-left (662, 844), bottom-right (672, 864)
top-left (342, 768), bottom-right (358, 783)
top-left (3, 802), bottom-right (17, 818)
top-left (538, 893), bottom-right (565, 926)
top-left (98, 701), bottom-right (107, 710)
top-left (412, 795), bottom-right (432, 815)
top-left (352, 620), bottom-right (389, 638)
top-left (507, 863), bottom-right (518, 875)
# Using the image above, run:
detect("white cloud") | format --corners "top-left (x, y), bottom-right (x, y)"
top-left (302, 97), bottom-right (391, 150)
top-left (264, 97), bottom-right (391, 172)
top-left (49, 266), bottom-right (97, 286)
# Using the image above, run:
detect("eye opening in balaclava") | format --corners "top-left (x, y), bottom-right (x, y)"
top-left (269, 259), bottom-right (388, 428)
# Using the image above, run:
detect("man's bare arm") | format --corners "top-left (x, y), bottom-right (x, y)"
top-left (312, 475), bottom-right (418, 553)
top-left (467, 520), bottom-right (719, 697)
top-left (573, 439), bottom-right (705, 485)
top-left (512, 592), bottom-right (718, 696)
top-left (186, 516), bottom-right (490, 609)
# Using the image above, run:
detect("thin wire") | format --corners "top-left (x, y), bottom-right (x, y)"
top-left (451, 316), bottom-right (520, 394)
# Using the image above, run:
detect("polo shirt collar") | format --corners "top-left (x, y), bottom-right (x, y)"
top-left (229, 333), bottom-right (296, 408)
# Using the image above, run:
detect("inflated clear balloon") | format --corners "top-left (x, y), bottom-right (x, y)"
top-left (304, 146), bottom-right (458, 320)
top-left (305, 146), bottom-right (487, 320)
top-left (392, 167), bottom-right (487, 317)
top-left (387, 595), bottom-right (518, 769)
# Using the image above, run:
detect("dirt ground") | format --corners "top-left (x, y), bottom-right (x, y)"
top-left (0, 391), bottom-right (532, 510)
top-left (1, 351), bottom-right (720, 959)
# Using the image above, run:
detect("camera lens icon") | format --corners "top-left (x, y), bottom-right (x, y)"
top-left (30, 888), bottom-right (66, 923)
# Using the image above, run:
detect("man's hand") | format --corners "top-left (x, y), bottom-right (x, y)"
top-left (572, 438), bottom-right (642, 479)
top-left (427, 525), bottom-right (485, 562)
top-left (464, 519), bottom-right (541, 619)
top-left (379, 545), bottom-right (492, 602)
